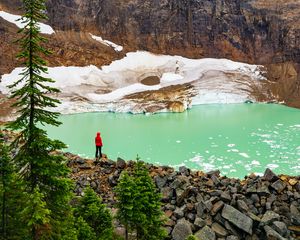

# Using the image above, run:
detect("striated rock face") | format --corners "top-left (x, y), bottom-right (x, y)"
top-left (1, 0), bottom-right (300, 107)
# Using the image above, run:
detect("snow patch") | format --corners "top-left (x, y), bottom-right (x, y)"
top-left (90, 33), bottom-right (123, 52)
top-left (0, 10), bottom-right (55, 34)
top-left (160, 73), bottom-right (184, 83)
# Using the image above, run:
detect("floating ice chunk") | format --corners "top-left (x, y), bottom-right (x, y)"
top-left (227, 144), bottom-right (236, 147)
top-left (190, 155), bottom-right (203, 162)
top-left (251, 160), bottom-right (260, 165)
top-left (254, 172), bottom-right (263, 176)
top-left (231, 149), bottom-right (239, 152)
top-left (0, 10), bottom-right (55, 34)
top-left (266, 163), bottom-right (279, 169)
top-left (200, 163), bottom-right (216, 172)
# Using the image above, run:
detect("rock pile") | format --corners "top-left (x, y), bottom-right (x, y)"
top-left (67, 154), bottom-right (300, 240)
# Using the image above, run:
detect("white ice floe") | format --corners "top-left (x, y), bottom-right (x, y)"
top-left (90, 33), bottom-right (123, 52)
top-left (251, 160), bottom-right (261, 165)
top-left (239, 153), bottom-right (250, 158)
top-left (266, 163), bottom-right (279, 169)
top-left (0, 10), bottom-right (55, 34)
top-left (0, 51), bottom-right (266, 114)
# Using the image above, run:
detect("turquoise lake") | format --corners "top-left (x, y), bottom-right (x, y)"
top-left (44, 104), bottom-right (300, 178)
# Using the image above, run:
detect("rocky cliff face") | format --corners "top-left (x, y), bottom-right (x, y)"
top-left (0, 0), bottom-right (300, 107)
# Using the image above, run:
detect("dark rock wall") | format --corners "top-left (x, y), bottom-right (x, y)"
top-left (40, 0), bottom-right (300, 64)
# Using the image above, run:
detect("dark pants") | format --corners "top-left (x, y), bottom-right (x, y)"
top-left (95, 146), bottom-right (102, 158)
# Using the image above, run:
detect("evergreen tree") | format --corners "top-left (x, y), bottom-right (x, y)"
top-left (115, 171), bottom-right (136, 240)
top-left (0, 131), bottom-right (28, 239)
top-left (74, 187), bottom-right (113, 240)
top-left (75, 216), bottom-right (96, 240)
top-left (7, 0), bottom-right (74, 238)
top-left (115, 159), bottom-right (166, 240)
top-left (21, 187), bottom-right (51, 240)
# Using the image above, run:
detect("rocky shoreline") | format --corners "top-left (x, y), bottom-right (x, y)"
top-left (67, 153), bottom-right (300, 240)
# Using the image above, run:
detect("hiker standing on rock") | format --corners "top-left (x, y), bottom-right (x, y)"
top-left (95, 132), bottom-right (103, 159)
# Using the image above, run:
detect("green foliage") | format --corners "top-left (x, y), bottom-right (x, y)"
top-left (115, 159), bottom-right (167, 240)
top-left (0, 131), bottom-right (28, 240)
top-left (6, 0), bottom-right (75, 238)
top-left (21, 187), bottom-right (51, 240)
top-left (186, 235), bottom-right (198, 240)
top-left (74, 187), bottom-right (113, 240)
top-left (75, 216), bottom-right (96, 240)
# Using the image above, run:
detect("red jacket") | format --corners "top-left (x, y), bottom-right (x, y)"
top-left (95, 132), bottom-right (103, 146)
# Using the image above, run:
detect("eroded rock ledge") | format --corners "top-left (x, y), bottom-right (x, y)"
top-left (67, 153), bottom-right (300, 240)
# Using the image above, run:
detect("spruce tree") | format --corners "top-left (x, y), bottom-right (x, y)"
top-left (21, 187), bottom-right (51, 240)
top-left (0, 131), bottom-right (28, 239)
top-left (115, 171), bottom-right (136, 240)
top-left (74, 187), bottom-right (113, 240)
top-left (7, 0), bottom-right (73, 238)
top-left (115, 160), bottom-right (167, 240)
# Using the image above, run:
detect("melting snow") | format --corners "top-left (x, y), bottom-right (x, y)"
top-left (0, 10), bottom-right (55, 34)
top-left (90, 33), bottom-right (123, 52)
top-left (0, 51), bottom-right (265, 114)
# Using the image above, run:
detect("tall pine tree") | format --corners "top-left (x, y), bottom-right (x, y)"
top-left (7, 0), bottom-right (73, 238)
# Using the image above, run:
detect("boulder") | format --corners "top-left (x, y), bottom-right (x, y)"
top-left (194, 217), bottom-right (206, 228)
top-left (272, 221), bottom-right (288, 237)
top-left (196, 201), bottom-right (205, 217)
top-left (263, 168), bottom-right (279, 182)
top-left (174, 207), bottom-right (185, 219)
top-left (179, 166), bottom-right (190, 176)
top-left (260, 211), bottom-right (280, 225)
top-left (221, 204), bottom-right (253, 234)
top-left (237, 200), bottom-right (249, 212)
top-left (211, 201), bottom-right (224, 215)
top-left (212, 222), bottom-right (228, 237)
top-left (116, 157), bottom-right (126, 169)
top-left (264, 226), bottom-right (288, 240)
top-left (154, 175), bottom-right (167, 189)
top-left (171, 219), bottom-right (192, 240)
top-left (195, 226), bottom-right (216, 240)
top-left (207, 170), bottom-right (220, 178)
top-left (271, 180), bottom-right (287, 193)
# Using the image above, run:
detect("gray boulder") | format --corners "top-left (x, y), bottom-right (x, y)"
top-left (221, 204), bottom-right (253, 234)
top-left (264, 226), bottom-right (288, 240)
top-left (171, 219), bottom-right (192, 240)
top-left (195, 226), bottom-right (216, 240)
top-left (260, 211), bottom-right (280, 225)
top-left (116, 157), bottom-right (126, 169)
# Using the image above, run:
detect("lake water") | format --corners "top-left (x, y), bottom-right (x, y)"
top-left (45, 104), bottom-right (300, 178)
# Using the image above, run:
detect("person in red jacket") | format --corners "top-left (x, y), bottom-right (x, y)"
top-left (95, 132), bottom-right (103, 159)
